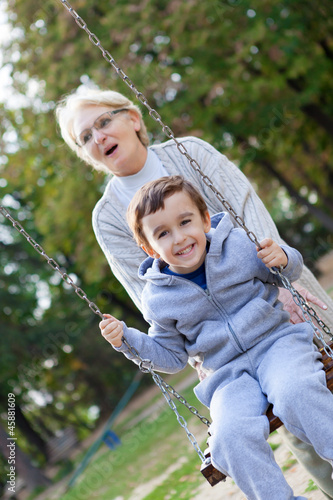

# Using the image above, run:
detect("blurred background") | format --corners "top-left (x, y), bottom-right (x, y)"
top-left (0, 0), bottom-right (333, 498)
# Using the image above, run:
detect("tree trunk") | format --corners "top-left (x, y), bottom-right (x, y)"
top-left (259, 159), bottom-right (333, 232)
top-left (299, 142), bottom-right (333, 213)
top-left (228, 125), bottom-right (333, 230)
top-left (0, 395), bottom-right (50, 462)
top-left (318, 39), bottom-right (333, 61)
top-left (300, 104), bottom-right (333, 139)
top-left (14, 404), bottom-right (50, 461)
top-left (284, 77), bottom-right (333, 138)
top-left (0, 424), bottom-right (51, 493)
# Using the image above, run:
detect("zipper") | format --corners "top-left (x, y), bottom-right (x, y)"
top-left (227, 321), bottom-right (244, 352)
top-left (205, 263), bottom-right (245, 353)
top-left (206, 286), bottom-right (244, 352)
top-left (168, 275), bottom-right (244, 353)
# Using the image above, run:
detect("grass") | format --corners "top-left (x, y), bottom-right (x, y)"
top-left (143, 457), bottom-right (203, 500)
top-left (41, 367), bottom-right (210, 500)
top-left (32, 366), bottom-right (321, 500)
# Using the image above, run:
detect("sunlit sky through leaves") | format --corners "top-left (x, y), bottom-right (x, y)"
top-left (0, 2), bottom-right (13, 103)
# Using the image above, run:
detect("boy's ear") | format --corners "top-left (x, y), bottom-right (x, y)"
top-left (141, 245), bottom-right (160, 259)
top-left (203, 211), bottom-right (211, 233)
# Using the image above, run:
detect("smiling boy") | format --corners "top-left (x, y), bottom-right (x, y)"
top-left (99, 175), bottom-right (333, 500)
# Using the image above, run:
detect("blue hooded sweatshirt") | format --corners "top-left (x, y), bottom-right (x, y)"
top-left (116, 212), bottom-right (306, 406)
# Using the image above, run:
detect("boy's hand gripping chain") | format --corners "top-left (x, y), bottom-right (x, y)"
top-left (0, 205), bottom-right (210, 469)
top-left (3, 1), bottom-right (333, 485)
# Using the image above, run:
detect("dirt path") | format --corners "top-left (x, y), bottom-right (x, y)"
top-left (104, 371), bottom-right (330, 500)
top-left (193, 430), bottom-right (328, 500)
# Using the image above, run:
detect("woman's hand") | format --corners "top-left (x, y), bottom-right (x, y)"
top-left (278, 283), bottom-right (328, 324)
top-left (99, 314), bottom-right (124, 347)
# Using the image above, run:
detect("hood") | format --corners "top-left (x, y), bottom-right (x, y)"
top-left (138, 255), bottom-right (167, 284)
top-left (205, 211), bottom-right (234, 252)
top-left (138, 211), bottom-right (234, 284)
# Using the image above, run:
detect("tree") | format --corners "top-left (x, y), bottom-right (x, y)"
top-left (1, 0), bottom-right (332, 467)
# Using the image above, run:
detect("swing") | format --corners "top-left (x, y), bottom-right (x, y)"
top-left (2, 0), bottom-right (333, 487)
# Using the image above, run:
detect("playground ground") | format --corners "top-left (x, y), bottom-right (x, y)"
top-left (28, 251), bottom-right (333, 500)
top-left (112, 251), bottom-right (333, 500)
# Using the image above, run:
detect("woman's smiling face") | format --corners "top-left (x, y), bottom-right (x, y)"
top-left (141, 190), bottom-right (211, 274)
top-left (72, 105), bottom-right (147, 176)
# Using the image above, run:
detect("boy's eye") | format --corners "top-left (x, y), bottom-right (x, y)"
top-left (181, 219), bottom-right (191, 226)
top-left (158, 230), bottom-right (168, 239)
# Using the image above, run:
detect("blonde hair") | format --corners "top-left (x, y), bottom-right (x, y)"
top-left (127, 176), bottom-right (209, 250)
top-left (55, 88), bottom-right (149, 173)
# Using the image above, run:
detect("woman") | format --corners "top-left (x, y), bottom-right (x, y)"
top-left (56, 87), bottom-right (333, 497)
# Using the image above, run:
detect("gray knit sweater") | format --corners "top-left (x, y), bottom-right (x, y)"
top-left (92, 136), bottom-right (333, 331)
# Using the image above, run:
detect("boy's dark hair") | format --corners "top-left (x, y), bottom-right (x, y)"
top-left (127, 175), bottom-right (208, 250)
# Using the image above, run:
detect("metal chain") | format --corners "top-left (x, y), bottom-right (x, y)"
top-left (134, 356), bottom-right (208, 461)
top-left (276, 272), bottom-right (333, 358)
top-left (4, 1), bottom-right (331, 462)
top-left (150, 370), bottom-right (207, 462)
top-left (0, 205), bottom-right (209, 464)
top-left (3, 0), bottom-right (328, 470)
top-left (58, 0), bottom-right (260, 247)
top-left (58, 0), bottom-right (332, 348)
top-left (0, 206), bottom-right (104, 319)
top-left (120, 337), bottom-right (210, 427)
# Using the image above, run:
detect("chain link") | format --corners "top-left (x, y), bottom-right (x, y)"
top-left (6, 0), bottom-right (330, 463)
top-left (56, 0), bottom-right (262, 254)
top-left (0, 206), bottom-right (104, 319)
top-left (1, 204), bottom-right (209, 463)
top-left (150, 371), bottom-right (207, 462)
top-left (277, 272), bottom-right (333, 356)
top-left (121, 338), bottom-right (211, 429)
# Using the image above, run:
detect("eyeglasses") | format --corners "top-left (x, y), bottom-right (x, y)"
top-left (75, 108), bottom-right (128, 147)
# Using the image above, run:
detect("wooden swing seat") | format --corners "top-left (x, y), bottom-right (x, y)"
top-left (201, 341), bottom-right (333, 486)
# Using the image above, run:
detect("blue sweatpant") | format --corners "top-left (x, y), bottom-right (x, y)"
top-left (208, 331), bottom-right (333, 499)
